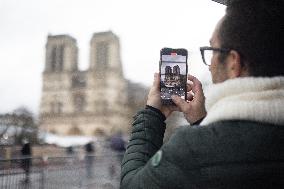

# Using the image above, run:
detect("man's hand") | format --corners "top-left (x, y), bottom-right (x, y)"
top-left (146, 73), bottom-right (177, 118)
top-left (171, 75), bottom-right (206, 124)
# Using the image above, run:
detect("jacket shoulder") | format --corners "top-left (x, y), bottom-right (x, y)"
top-left (162, 120), bottom-right (284, 170)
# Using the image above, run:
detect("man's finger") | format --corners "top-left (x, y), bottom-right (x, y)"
top-left (152, 73), bottom-right (160, 91)
top-left (186, 93), bottom-right (194, 101)
top-left (171, 95), bottom-right (188, 112)
top-left (186, 83), bottom-right (193, 92)
top-left (187, 75), bottom-right (204, 98)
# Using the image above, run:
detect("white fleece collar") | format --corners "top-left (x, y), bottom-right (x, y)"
top-left (200, 77), bottom-right (284, 126)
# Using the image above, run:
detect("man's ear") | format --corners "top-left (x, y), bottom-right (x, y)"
top-left (226, 50), bottom-right (244, 78)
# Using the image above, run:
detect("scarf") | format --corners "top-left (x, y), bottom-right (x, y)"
top-left (201, 77), bottom-right (284, 126)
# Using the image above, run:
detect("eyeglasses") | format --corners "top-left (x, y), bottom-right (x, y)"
top-left (200, 46), bottom-right (231, 66)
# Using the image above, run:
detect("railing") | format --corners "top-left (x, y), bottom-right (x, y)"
top-left (0, 152), bottom-right (123, 189)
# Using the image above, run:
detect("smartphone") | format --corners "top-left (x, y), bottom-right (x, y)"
top-left (159, 48), bottom-right (188, 105)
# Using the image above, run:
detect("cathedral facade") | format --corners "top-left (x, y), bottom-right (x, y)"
top-left (39, 31), bottom-right (130, 136)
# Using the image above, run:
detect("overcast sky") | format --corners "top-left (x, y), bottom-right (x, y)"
top-left (0, 0), bottom-right (225, 115)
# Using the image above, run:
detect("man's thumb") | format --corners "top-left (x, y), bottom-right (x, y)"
top-left (171, 95), bottom-right (186, 111)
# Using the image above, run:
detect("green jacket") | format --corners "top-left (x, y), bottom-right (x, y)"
top-left (121, 108), bottom-right (284, 189)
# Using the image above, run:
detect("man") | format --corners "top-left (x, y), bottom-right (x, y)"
top-left (121, 0), bottom-right (284, 188)
top-left (21, 141), bottom-right (32, 183)
top-left (85, 142), bottom-right (95, 178)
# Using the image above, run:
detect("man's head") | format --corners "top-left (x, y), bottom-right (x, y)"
top-left (210, 0), bottom-right (284, 83)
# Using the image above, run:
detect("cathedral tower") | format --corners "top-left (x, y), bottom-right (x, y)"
top-left (87, 31), bottom-right (126, 111)
top-left (45, 35), bottom-right (78, 72)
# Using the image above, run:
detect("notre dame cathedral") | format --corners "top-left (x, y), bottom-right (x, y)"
top-left (39, 31), bottom-right (137, 137)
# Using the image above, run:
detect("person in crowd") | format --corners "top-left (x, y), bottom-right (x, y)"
top-left (108, 132), bottom-right (126, 179)
top-left (21, 141), bottom-right (32, 183)
top-left (121, 0), bottom-right (284, 188)
top-left (110, 132), bottom-right (126, 160)
top-left (66, 146), bottom-right (74, 155)
top-left (85, 142), bottom-right (95, 178)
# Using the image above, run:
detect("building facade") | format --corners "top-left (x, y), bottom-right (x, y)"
top-left (39, 31), bottom-right (130, 136)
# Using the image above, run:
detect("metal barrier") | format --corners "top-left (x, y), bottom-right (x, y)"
top-left (0, 152), bottom-right (123, 189)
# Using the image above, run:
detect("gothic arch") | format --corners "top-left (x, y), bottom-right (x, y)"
top-left (49, 128), bottom-right (57, 134)
top-left (68, 125), bottom-right (82, 135)
top-left (93, 128), bottom-right (106, 136)
top-left (73, 93), bottom-right (86, 112)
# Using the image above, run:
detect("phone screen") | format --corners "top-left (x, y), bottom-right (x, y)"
top-left (160, 48), bottom-right (188, 105)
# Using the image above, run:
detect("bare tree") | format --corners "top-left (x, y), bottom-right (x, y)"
top-left (0, 106), bottom-right (38, 145)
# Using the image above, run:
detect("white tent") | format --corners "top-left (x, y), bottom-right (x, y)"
top-left (42, 132), bottom-right (96, 147)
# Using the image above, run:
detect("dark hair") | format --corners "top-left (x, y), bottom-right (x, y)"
top-left (218, 0), bottom-right (284, 77)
